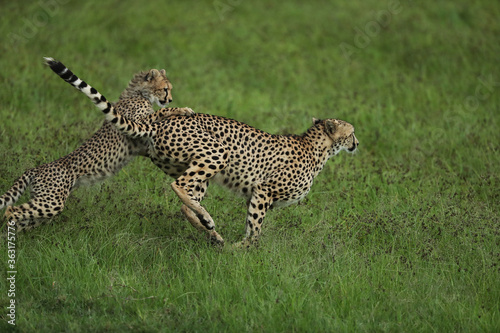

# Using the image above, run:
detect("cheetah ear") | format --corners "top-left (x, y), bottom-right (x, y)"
top-left (145, 69), bottom-right (159, 82)
top-left (312, 117), bottom-right (322, 125)
top-left (324, 119), bottom-right (338, 134)
top-left (160, 69), bottom-right (166, 76)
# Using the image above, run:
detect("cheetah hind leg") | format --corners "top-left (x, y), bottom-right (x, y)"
top-left (174, 180), bottom-right (224, 245)
top-left (171, 180), bottom-right (215, 227)
top-left (170, 136), bottom-right (229, 245)
top-left (4, 189), bottom-right (69, 232)
top-left (181, 205), bottom-right (224, 246)
top-left (3, 212), bottom-right (47, 233)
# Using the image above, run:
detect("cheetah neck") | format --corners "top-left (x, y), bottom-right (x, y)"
top-left (118, 71), bottom-right (151, 100)
top-left (119, 89), bottom-right (147, 100)
top-left (116, 96), bottom-right (154, 118)
top-left (301, 125), bottom-right (335, 177)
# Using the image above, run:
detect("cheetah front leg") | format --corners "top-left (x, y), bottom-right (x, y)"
top-left (234, 185), bottom-right (274, 249)
top-left (146, 107), bottom-right (194, 123)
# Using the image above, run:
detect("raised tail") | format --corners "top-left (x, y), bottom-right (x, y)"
top-left (43, 57), bottom-right (154, 139)
top-left (0, 170), bottom-right (34, 210)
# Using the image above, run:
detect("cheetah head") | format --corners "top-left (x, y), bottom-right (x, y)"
top-left (315, 118), bottom-right (359, 155)
top-left (135, 69), bottom-right (173, 108)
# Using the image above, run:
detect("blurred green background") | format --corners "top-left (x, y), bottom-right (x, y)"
top-left (0, 0), bottom-right (499, 331)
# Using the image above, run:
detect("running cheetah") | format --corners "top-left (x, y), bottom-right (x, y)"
top-left (69, 70), bottom-right (359, 247)
top-left (0, 58), bottom-right (192, 231)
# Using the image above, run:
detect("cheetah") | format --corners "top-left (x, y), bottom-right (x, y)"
top-left (0, 58), bottom-right (192, 231)
top-left (71, 72), bottom-right (359, 247)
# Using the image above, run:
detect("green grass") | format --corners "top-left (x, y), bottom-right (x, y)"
top-left (1, 0), bottom-right (499, 331)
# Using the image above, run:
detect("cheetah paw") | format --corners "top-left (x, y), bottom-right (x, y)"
top-left (209, 230), bottom-right (225, 247)
top-left (180, 107), bottom-right (195, 116)
top-left (231, 239), bottom-right (256, 250)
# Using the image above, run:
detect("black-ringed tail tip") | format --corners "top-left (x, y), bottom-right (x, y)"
top-left (43, 57), bottom-right (66, 73)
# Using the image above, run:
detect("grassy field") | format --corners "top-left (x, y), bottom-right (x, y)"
top-left (0, 0), bottom-right (499, 331)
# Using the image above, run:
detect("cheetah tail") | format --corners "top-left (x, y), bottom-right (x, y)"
top-left (43, 57), bottom-right (153, 139)
top-left (0, 170), bottom-right (34, 211)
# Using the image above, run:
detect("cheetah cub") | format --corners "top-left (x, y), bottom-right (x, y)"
top-left (0, 58), bottom-right (193, 231)
top-left (71, 70), bottom-right (359, 247)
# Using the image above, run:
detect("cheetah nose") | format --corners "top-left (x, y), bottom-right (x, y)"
top-left (168, 98), bottom-right (173, 103)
